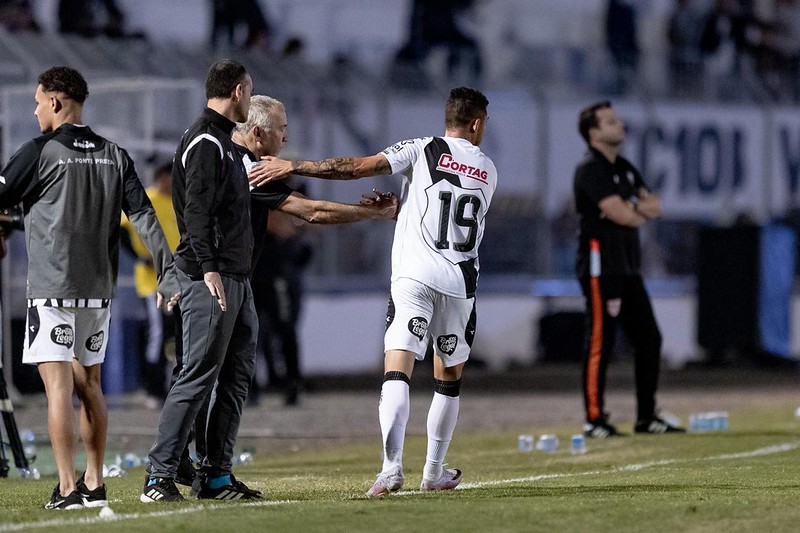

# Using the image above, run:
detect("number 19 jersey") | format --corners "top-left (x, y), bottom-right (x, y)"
top-left (381, 136), bottom-right (497, 298)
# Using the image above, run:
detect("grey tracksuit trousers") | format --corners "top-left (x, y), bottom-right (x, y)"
top-left (148, 269), bottom-right (257, 478)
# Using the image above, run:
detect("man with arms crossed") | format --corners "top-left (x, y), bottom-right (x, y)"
top-left (574, 101), bottom-right (684, 437)
top-left (250, 87), bottom-right (496, 496)
top-left (0, 66), bottom-right (179, 509)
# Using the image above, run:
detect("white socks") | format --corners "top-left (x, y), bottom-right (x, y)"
top-left (378, 379), bottom-right (410, 472)
top-left (422, 392), bottom-right (460, 481)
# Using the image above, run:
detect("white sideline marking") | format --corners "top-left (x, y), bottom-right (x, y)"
top-left (0, 500), bottom-right (295, 532)
top-left (3, 441), bottom-right (800, 530)
top-left (438, 440), bottom-right (800, 492)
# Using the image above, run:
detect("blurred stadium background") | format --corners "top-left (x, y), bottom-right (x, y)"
top-left (2, 0), bottom-right (800, 395)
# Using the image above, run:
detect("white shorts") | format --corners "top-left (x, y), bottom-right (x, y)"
top-left (384, 278), bottom-right (476, 367)
top-left (23, 306), bottom-right (110, 366)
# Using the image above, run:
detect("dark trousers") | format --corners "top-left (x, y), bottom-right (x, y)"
top-left (580, 275), bottom-right (662, 423)
top-left (170, 304), bottom-right (209, 462)
top-left (149, 269), bottom-right (257, 478)
top-left (141, 295), bottom-right (177, 399)
top-left (252, 274), bottom-right (302, 387)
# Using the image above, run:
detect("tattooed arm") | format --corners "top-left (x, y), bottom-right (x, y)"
top-left (249, 154), bottom-right (392, 187)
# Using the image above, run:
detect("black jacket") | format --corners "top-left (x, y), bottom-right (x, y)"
top-left (172, 108), bottom-right (253, 280)
top-left (574, 147), bottom-right (646, 279)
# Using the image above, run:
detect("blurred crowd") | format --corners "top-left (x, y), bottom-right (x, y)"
top-left (614, 0), bottom-right (800, 102)
top-left (1, 0), bottom-right (798, 102)
top-left (0, 1), bottom-right (272, 49)
top-left (0, 0), bottom-right (141, 38)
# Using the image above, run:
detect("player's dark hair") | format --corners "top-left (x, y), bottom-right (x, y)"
top-left (578, 101), bottom-right (612, 144)
top-left (38, 66), bottom-right (88, 103)
top-left (206, 59), bottom-right (248, 99)
top-left (445, 87), bottom-right (488, 129)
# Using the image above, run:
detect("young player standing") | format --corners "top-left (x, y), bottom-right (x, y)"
top-left (249, 87), bottom-right (497, 496)
top-left (0, 66), bottom-right (179, 509)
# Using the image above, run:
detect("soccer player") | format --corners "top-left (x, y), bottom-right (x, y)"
top-left (0, 66), bottom-right (179, 509)
top-left (249, 87), bottom-right (496, 496)
top-left (144, 59), bottom-right (261, 502)
top-left (573, 101), bottom-right (684, 437)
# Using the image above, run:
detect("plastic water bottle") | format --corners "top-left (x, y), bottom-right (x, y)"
top-left (23, 444), bottom-right (37, 463)
top-left (690, 412), bottom-right (728, 432)
top-left (17, 429), bottom-right (37, 463)
top-left (570, 434), bottom-right (587, 455)
top-left (710, 411), bottom-right (729, 431)
top-left (689, 413), bottom-right (708, 432)
top-left (104, 464), bottom-right (126, 478)
top-left (20, 429), bottom-right (35, 443)
top-left (20, 467), bottom-right (41, 479)
top-left (518, 435), bottom-right (534, 452)
top-left (122, 452), bottom-right (142, 468)
top-left (234, 452), bottom-right (254, 465)
top-left (536, 434), bottom-right (559, 453)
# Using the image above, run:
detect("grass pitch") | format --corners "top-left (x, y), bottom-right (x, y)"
top-left (1, 396), bottom-right (799, 532)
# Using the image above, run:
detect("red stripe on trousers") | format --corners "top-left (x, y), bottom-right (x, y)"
top-left (587, 275), bottom-right (603, 421)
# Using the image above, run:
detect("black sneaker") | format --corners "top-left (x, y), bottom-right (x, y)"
top-left (140, 476), bottom-right (185, 503)
top-left (635, 416), bottom-right (686, 434)
top-left (583, 420), bottom-right (626, 438)
top-left (44, 484), bottom-right (84, 510)
top-left (175, 454), bottom-right (197, 487)
top-left (76, 473), bottom-right (108, 508)
top-left (196, 474), bottom-right (262, 500)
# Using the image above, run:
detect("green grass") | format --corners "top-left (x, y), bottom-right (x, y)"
top-left (2, 401), bottom-right (800, 532)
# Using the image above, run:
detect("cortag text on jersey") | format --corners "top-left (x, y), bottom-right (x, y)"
top-left (436, 153), bottom-right (488, 183)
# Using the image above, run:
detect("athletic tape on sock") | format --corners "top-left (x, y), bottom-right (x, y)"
top-left (383, 371), bottom-right (410, 384)
top-left (433, 378), bottom-right (461, 397)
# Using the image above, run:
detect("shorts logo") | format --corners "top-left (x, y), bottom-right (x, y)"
top-left (437, 335), bottom-right (458, 356)
top-left (85, 331), bottom-right (104, 352)
top-left (408, 317), bottom-right (428, 340)
top-left (50, 324), bottom-right (74, 348)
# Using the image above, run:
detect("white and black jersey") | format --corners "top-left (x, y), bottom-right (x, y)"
top-left (381, 136), bottom-right (497, 298)
top-left (0, 123), bottom-right (172, 301)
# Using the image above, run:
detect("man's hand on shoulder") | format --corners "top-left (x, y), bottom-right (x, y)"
top-left (248, 156), bottom-right (292, 188)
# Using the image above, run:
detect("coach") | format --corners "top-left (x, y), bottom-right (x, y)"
top-left (144, 59), bottom-right (261, 502)
top-left (574, 101), bottom-right (684, 438)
